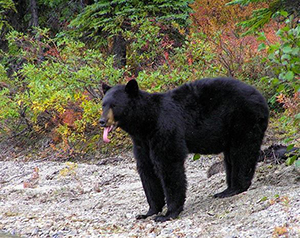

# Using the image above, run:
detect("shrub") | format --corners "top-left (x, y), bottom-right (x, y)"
top-left (258, 13), bottom-right (299, 111)
top-left (133, 32), bottom-right (225, 92)
top-left (258, 13), bottom-right (299, 154)
top-left (0, 29), bottom-right (126, 156)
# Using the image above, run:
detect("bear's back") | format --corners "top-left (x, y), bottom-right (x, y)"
top-left (169, 77), bottom-right (268, 117)
top-left (164, 77), bottom-right (269, 154)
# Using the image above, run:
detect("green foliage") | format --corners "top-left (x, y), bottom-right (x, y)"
top-left (259, 196), bottom-right (268, 202)
top-left (134, 32), bottom-right (225, 92)
top-left (259, 13), bottom-right (300, 95)
top-left (227, 0), bottom-right (266, 4)
top-left (192, 154), bottom-right (201, 161)
top-left (295, 159), bottom-right (300, 168)
top-left (227, 0), bottom-right (299, 35)
top-left (0, 28), bottom-right (125, 154)
top-left (238, 7), bottom-right (274, 35)
top-left (285, 154), bottom-right (299, 166)
top-left (285, 143), bottom-right (300, 166)
top-left (0, 23), bottom-right (229, 156)
top-left (124, 18), bottom-right (162, 68)
top-left (0, 65), bottom-right (19, 133)
top-left (257, 14), bottom-right (299, 161)
top-left (1, 0), bottom-right (298, 158)
top-left (0, 86), bottom-right (18, 122)
top-left (229, 2), bottom-right (299, 151)
top-left (34, 0), bottom-right (83, 33)
top-left (69, 0), bottom-right (194, 45)
top-left (172, 33), bottom-right (223, 75)
top-left (0, 0), bottom-right (16, 32)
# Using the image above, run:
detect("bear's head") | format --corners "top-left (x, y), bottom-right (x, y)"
top-left (100, 80), bottom-right (139, 143)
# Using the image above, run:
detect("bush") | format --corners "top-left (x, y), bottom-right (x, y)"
top-left (257, 13), bottom-right (299, 153)
top-left (0, 29), bottom-right (127, 156)
top-left (259, 13), bottom-right (299, 96)
top-left (258, 13), bottom-right (299, 115)
top-left (132, 32), bottom-right (225, 92)
top-left (1, 27), bottom-right (228, 157)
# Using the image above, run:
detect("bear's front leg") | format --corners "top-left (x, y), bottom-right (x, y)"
top-left (150, 145), bottom-right (187, 222)
top-left (133, 141), bottom-right (165, 219)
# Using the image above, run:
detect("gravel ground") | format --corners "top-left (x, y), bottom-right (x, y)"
top-left (0, 152), bottom-right (300, 238)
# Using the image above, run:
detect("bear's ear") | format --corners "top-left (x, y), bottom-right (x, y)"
top-left (102, 83), bottom-right (111, 95)
top-left (125, 79), bottom-right (139, 97)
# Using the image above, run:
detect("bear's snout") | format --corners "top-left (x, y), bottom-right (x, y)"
top-left (99, 118), bottom-right (107, 127)
top-left (100, 108), bottom-right (115, 127)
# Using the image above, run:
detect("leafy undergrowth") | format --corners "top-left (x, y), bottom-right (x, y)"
top-left (0, 1), bottom-right (298, 162)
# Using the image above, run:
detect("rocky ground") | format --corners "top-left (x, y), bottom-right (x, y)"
top-left (0, 151), bottom-right (300, 238)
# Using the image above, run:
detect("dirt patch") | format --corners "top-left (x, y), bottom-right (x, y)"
top-left (0, 153), bottom-right (300, 237)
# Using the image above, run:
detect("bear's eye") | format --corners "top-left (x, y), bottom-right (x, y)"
top-left (110, 104), bottom-right (115, 109)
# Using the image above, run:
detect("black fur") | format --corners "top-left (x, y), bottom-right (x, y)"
top-left (101, 77), bottom-right (269, 222)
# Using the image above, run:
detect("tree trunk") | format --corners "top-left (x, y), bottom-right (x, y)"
top-left (30, 0), bottom-right (39, 27)
top-left (112, 33), bottom-right (126, 68)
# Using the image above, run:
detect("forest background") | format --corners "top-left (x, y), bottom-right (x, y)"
top-left (0, 0), bottom-right (299, 163)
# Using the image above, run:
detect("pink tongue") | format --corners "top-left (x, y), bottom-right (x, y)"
top-left (103, 126), bottom-right (111, 143)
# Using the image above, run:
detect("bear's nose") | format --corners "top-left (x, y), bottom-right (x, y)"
top-left (99, 118), bottom-right (107, 127)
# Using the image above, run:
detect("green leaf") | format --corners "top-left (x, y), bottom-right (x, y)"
top-left (286, 144), bottom-right (295, 152)
top-left (285, 71), bottom-right (294, 81)
top-left (279, 10), bottom-right (288, 17)
top-left (260, 196), bottom-right (268, 202)
top-left (268, 53), bottom-right (275, 60)
top-left (282, 46), bottom-right (293, 53)
top-left (269, 43), bottom-right (280, 53)
top-left (281, 54), bottom-right (291, 61)
top-left (283, 138), bottom-right (293, 143)
top-left (257, 32), bottom-right (266, 41)
top-left (261, 57), bottom-right (268, 63)
top-left (271, 78), bottom-right (279, 85)
top-left (277, 84), bottom-right (285, 92)
top-left (286, 155), bottom-right (297, 166)
top-left (291, 48), bottom-right (299, 56)
top-left (294, 113), bottom-right (300, 120)
top-left (295, 159), bottom-right (300, 168)
top-left (192, 154), bottom-right (201, 161)
top-left (258, 43), bottom-right (266, 51)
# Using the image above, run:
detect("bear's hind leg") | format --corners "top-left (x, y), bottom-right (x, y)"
top-left (214, 150), bottom-right (239, 198)
top-left (214, 143), bottom-right (260, 198)
top-left (224, 151), bottom-right (232, 188)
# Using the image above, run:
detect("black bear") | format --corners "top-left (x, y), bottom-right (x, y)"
top-left (100, 77), bottom-right (269, 222)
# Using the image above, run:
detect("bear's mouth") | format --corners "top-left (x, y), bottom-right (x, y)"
top-left (103, 124), bottom-right (117, 143)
